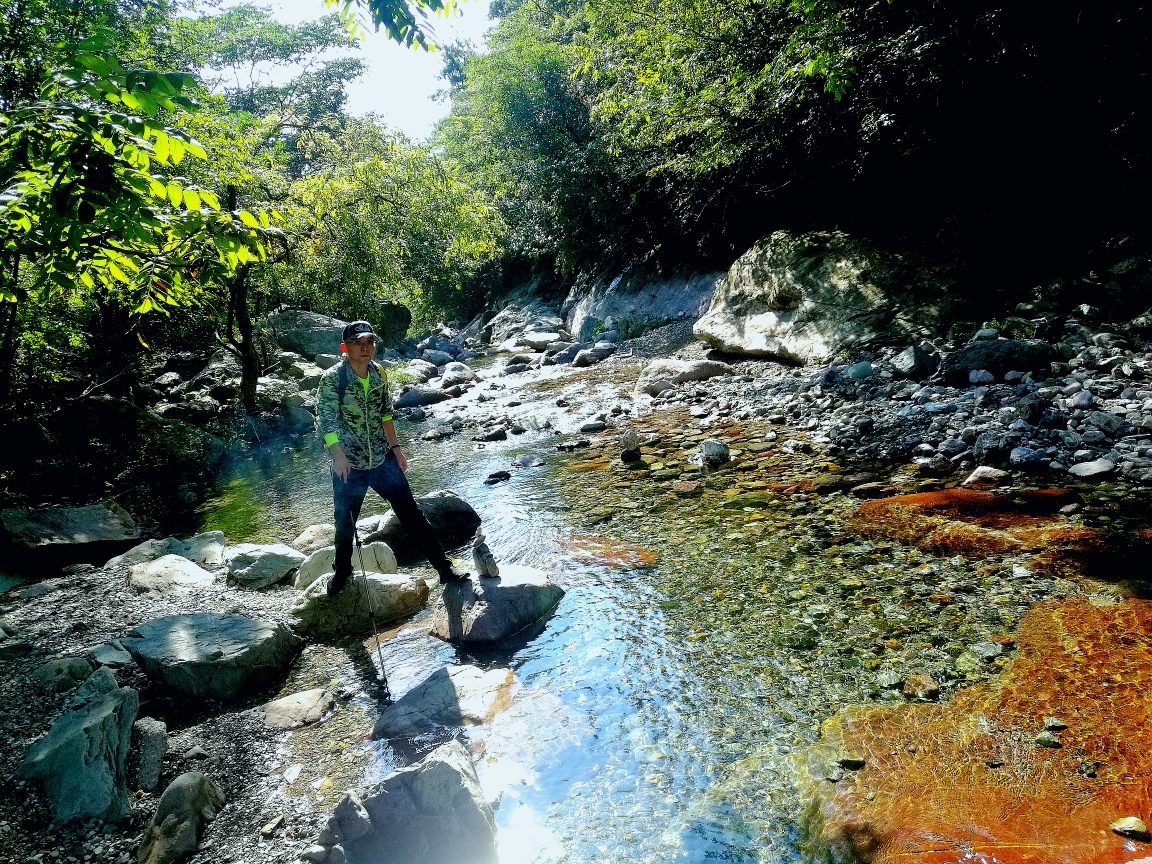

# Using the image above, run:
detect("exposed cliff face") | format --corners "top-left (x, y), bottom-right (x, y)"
top-left (694, 231), bottom-right (944, 364)
top-left (562, 271), bottom-right (720, 342)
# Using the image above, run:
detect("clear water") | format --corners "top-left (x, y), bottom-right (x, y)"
top-left (198, 424), bottom-right (812, 863)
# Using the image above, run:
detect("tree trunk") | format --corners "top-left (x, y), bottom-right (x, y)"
top-left (0, 255), bottom-right (20, 406)
top-left (229, 266), bottom-right (259, 415)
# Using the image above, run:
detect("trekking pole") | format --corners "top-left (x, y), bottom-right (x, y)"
top-left (350, 510), bottom-right (391, 704)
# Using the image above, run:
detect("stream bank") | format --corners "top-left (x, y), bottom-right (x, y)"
top-left (3, 304), bottom-right (1152, 864)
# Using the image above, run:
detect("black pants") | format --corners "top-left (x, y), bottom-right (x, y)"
top-left (332, 453), bottom-right (451, 583)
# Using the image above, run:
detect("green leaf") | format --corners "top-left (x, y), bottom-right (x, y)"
top-left (76, 55), bottom-right (110, 77)
top-left (199, 188), bottom-right (221, 211)
top-left (183, 190), bottom-right (201, 212)
top-left (153, 132), bottom-right (170, 163)
top-left (238, 210), bottom-right (260, 229)
top-left (167, 182), bottom-right (183, 207)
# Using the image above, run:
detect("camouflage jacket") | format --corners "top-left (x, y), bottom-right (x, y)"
top-left (317, 359), bottom-right (394, 470)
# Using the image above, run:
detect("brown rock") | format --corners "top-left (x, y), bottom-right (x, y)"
top-left (902, 673), bottom-right (940, 701)
top-left (672, 481), bottom-right (702, 497)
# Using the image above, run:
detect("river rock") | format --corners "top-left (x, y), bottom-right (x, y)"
top-left (262, 688), bottom-right (334, 729)
top-left (138, 772), bottom-right (226, 864)
top-left (395, 385), bottom-right (451, 409)
top-left (891, 344), bottom-right (938, 378)
top-left (129, 554), bottom-right (216, 594)
top-left (373, 665), bottom-right (515, 738)
top-left (422, 349), bottom-right (454, 366)
top-left (1, 501), bottom-right (139, 564)
top-left (291, 523), bottom-right (335, 555)
top-left (337, 740), bottom-right (497, 864)
top-left (123, 614), bottom-right (303, 700)
top-left (693, 230), bottom-right (915, 362)
top-left (31, 657), bottom-right (94, 692)
top-left (357, 490), bottom-right (481, 555)
top-left (634, 359), bottom-right (733, 396)
top-left (224, 543), bottom-right (305, 589)
top-left (105, 531), bottom-right (226, 569)
top-left (67, 665), bottom-right (119, 708)
top-left (430, 564), bottom-right (564, 644)
top-left (19, 687), bottom-right (138, 824)
top-left (701, 439), bottom-right (730, 464)
top-left (404, 359), bottom-right (439, 383)
top-left (290, 572), bottom-right (429, 638)
top-left (571, 341), bottom-right (617, 368)
top-left (87, 639), bottom-right (134, 669)
top-left (963, 466), bottom-right (1010, 488)
top-left (938, 339), bottom-right (1060, 387)
top-left (294, 541), bottom-right (397, 590)
top-left (129, 717), bottom-right (168, 791)
top-left (1069, 458), bottom-right (1115, 479)
top-left (551, 341), bottom-right (590, 364)
top-left (262, 310), bottom-right (346, 358)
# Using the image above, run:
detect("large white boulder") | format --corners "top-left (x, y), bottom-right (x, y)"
top-left (128, 555), bottom-right (216, 594)
top-left (429, 564), bottom-right (564, 644)
top-left (123, 614), bottom-right (303, 701)
top-left (294, 541), bottom-right (396, 590)
top-left (634, 359), bottom-right (733, 396)
top-left (290, 572), bottom-right (428, 638)
top-left (693, 230), bottom-right (921, 363)
top-left (19, 687), bottom-right (138, 825)
top-left (224, 542), bottom-right (305, 589)
top-left (373, 665), bottom-right (515, 738)
top-left (331, 741), bottom-right (497, 864)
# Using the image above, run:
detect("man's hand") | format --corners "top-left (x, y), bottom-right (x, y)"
top-left (394, 448), bottom-right (408, 473)
top-left (330, 443), bottom-right (351, 482)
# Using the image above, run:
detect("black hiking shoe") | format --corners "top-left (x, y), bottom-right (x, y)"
top-left (437, 567), bottom-right (471, 585)
top-left (328, 571), bottom-right (351, 595)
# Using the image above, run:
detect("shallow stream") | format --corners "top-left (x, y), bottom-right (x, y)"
top-left (195, 404), bottom-right (1077, 863)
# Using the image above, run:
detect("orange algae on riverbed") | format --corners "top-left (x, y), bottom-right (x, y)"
top-left (845, 488), bottom-right (1119, 573)
top-left (799, 597), bottom-right (1152, 864)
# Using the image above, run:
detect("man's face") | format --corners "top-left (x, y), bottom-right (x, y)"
top-left (345, 336), bottom-right (376, 362)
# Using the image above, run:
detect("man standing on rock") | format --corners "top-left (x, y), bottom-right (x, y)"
top-left (318, 321), bottom-right (467, 589)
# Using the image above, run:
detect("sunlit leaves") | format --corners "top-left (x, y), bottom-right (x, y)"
top-left (0, 39), bottom-right (266, 318)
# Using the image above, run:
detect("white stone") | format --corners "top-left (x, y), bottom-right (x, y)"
top-left (262, 688), bottom-right (334, 729)
top-left (290, 572), bottom-right (428, 638)
top-left (962, 466), bottom-right (1010, 488)
top-left (128, 555), bottom-right (216, 594)
top-left (225, 543), bottom-right (305, 589)
top-left (294, 542), bottom-right (396, 590)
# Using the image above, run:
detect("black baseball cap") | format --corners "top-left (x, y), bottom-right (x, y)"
top-left (341, 321), bottom-right (376, 342)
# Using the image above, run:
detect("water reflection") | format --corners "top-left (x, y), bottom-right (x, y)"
top-left (199, 425), bottom-right (789, 862)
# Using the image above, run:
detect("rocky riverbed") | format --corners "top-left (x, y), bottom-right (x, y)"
top-left (4, 305), bottom-right (1152, 864)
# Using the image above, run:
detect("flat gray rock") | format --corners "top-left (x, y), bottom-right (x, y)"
top-left (373, 665), bottom-right (514, 739)
top-left (337, 741), bottom-right (497, 864)
top-left (128, 554), bottom-right (216, 594)
top-left (123, 614), bottom-right (303, 701)
top-left (429, 564), bottom-right (564, 644)
top-left (106, 531), bottom-right (226, 569)
top-left (291, 572), bottom-right (428, 638)
top-left (224, 543), bottom-right (305, 589)
top-left (1069, 458), bottom-right (1116, 479)
top-left (1, 501), bottom-right (138, 550)
top-left (19, 687), bottom-right (138, 825)
top-left (262, 688), bottom-right (334, 729)
top-left (86, 639), bottom-right (134, 669)
top-left (357, 489), bottom-right (480, 556)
